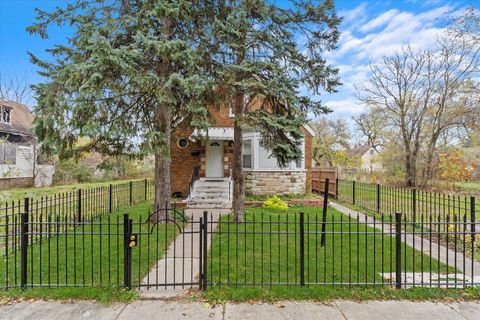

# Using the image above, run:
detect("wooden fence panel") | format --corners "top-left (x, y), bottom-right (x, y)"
top-left (311, 168), bottom-right (337, 197)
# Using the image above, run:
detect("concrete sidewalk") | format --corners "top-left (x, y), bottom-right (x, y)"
top-left (1, 299), bottom-right (479, 320)
top-left (330, 201), bottom-right (480, 279)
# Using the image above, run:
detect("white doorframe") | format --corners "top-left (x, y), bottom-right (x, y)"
top-left (206, 140), bottom-right (224, 177)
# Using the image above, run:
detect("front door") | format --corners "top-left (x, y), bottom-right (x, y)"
top-left (206, 140), bottom-right (223, 177)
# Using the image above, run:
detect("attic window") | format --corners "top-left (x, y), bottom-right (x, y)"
top-left (0, 106), bottom-right (11, 124)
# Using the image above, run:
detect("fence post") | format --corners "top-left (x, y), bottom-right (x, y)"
top-left (376, 184), bottom-right (381, 213)
top-left (299, 211), bottom-right (305, 286)
top-left (412, 188), bottom-right (417, 224)
top-left (129, 181), bottom-right (133, 205)
top-left (395, 212), bottom-right (402, 289)
top-left (199, 216), bottom-right (204, 290)
top-left (335, 177), bottom-right (339, 199)
top-left (202, 211), bottom-right (208, 290)
top-left (77, 189), bottom-right (82, 223)
top-left (144, 178), bottom-right (148, 201)
top-left (321, 178), bottom-right (329, 247)
top-left (21, 198), bottom-right (29, 290)
top-left (109, 184), bottom-right (113, 213)
top-left (471, 196), bottom-right (476, 236)
top-left (352, 180), bottom-right (356, 205)
top-left (123, 213), bottom-right (132, 289)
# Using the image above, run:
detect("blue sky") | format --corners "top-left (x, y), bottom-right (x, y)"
top-left (0, 0), bottom-right (477, 120)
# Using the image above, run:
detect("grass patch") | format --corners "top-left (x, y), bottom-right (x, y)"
top-left (208, 206), bottom-right (453, 288)
top-left (203, 285), bottom-right (480, 303)
top-left (0, 178), bottom-right (151, 202)
top-left (0, 287), bottom-right (136, 304)
top-left (0, 201), bottom-right (182, 301)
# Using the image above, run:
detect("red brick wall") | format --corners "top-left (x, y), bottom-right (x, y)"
top-left (170, 103), bottom-right (315, 197)
top-left (170, 127), bottom-right (204, 197)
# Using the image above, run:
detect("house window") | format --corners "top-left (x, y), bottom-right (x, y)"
top-left (229, 96), bottom-right (249, 118)
top-left (258, 145), bottom-right (281, 169)
top-left (177, 138), bottom-right (189, 149)
top-left (370, 149), bottom-right (374, 155)
top-left (243, 139), bottom-right (252, 168)
top-left (0, 143), bottom-right (16, 164)
top-left (0, 106), bottom-right (11, 124)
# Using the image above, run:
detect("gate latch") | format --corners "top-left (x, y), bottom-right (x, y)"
top-left (128, 234), bottom-right (137, 248)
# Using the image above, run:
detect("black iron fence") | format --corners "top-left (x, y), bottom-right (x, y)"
top-left (1, 180), bottom-right (479, 291)
top-left (205, 209), bottom-right (480, 289)
top-left (336, 179), bottom-right (479, 223)
top-left (0, 179), bottom-right (154, 251)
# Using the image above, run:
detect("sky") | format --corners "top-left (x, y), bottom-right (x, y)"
top-left (0, 0), bottom-right (478, 122)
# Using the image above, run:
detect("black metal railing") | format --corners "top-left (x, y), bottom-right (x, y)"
top-left (1, 179), bottom-right (478, 291)
top-left (0, 179), bottom-right (154, 255)
top-left (204, 207), bottom-right (479, 288)
top-left (337, 179), bottom-right (479, 223)
top-left (188, 166), bottom-right (200, 198)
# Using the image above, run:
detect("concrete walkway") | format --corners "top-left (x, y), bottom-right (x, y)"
top-left (138, 209), bottom-right (228, 298)
top-left (1, 299), bottom-right (479, 320)
top-left (330, 202), bottom-right (480, 279)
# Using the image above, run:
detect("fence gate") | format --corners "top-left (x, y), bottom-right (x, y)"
top-left (125, 209), bottom-right (208, 291)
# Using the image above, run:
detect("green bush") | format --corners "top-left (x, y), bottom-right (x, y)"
top-left (263, 195), bottom-right (289, 211)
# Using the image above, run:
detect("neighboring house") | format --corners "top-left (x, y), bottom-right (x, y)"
top-left (347, 145), bottom-right (382, 172)
top-left (0, 98), bottom-right (54, 189)
top-left (170, 99), bottom-right (315, 208)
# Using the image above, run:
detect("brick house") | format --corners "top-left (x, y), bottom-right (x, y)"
top-left (0, 98), bottom-right (54, 189)
top-left (170, 100), bottom-right (315, 208)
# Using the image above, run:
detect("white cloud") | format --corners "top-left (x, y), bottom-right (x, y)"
top-left (324, 99), bottom-right (366, 114)
top-left (360, 9), bottom-right (399, 33)
top-left (323, 3), bottom-right (455, 120)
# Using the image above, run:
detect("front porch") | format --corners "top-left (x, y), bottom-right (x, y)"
top-left (170, 126), bottom-right (310, 206)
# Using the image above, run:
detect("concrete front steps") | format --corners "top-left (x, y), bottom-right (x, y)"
top-left (186, 178), bottom-right (232, 209)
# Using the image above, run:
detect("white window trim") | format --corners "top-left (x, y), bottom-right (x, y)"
top-left (242, 132), bottom-right (305, 171)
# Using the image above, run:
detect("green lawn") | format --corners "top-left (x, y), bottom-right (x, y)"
top-left (337, 180), bottom-right (478, 222)
top-left (207, 206), bottom-right (454, 294)
top-left (0, 201), bottom-right (182, 302)
top-left (203, 285), bottom-right (480, 303)
top-left (0, 178), bottom-right (152, 202)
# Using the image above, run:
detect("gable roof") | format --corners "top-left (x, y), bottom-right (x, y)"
top-left (347, 145), bottom-right (371, 157)
top-left (302, 123), bottom-right (315, 137)
top-left (0, 98), bottom-right (35, 137)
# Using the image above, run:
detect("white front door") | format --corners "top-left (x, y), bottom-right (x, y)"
top-left (206, 140), bottom-right (223, 178)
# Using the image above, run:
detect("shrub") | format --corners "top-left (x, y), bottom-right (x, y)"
top-left (263, 195), bottom-right (288, 211)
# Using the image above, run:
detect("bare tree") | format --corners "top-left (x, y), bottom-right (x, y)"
top-left (357, 33), bottom-right (480, 187)
top-left (312, 117), bottom-right (351, 167)
top-left (0, 73), bottom-right (33, 106)
top-left (352, 107), bottom-right (388, 151)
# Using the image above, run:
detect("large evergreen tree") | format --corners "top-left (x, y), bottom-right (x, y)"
top-left (209, 0), bottom-right (341, 221)
top-left (28, 0), bottom-right (213, 218)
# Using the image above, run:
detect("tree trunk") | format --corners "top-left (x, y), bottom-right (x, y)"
top-left (405, 154), bottom-right (415, 187)
top-left (232, 89), bottom-right (245, 223)
top-left (150, 104), bottom-right (172, 223)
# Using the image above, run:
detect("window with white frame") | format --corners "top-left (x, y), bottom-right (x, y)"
top-left (0, 143), bottom-right (16, 165)
top-left (242, 133), bottom-right (304, 170)
top-left (229, 96), bottom-right (249, 118)
top-left (243, 139), bottom-right (252, 168)
top-left (0, 106), bottom-right (11, 124)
